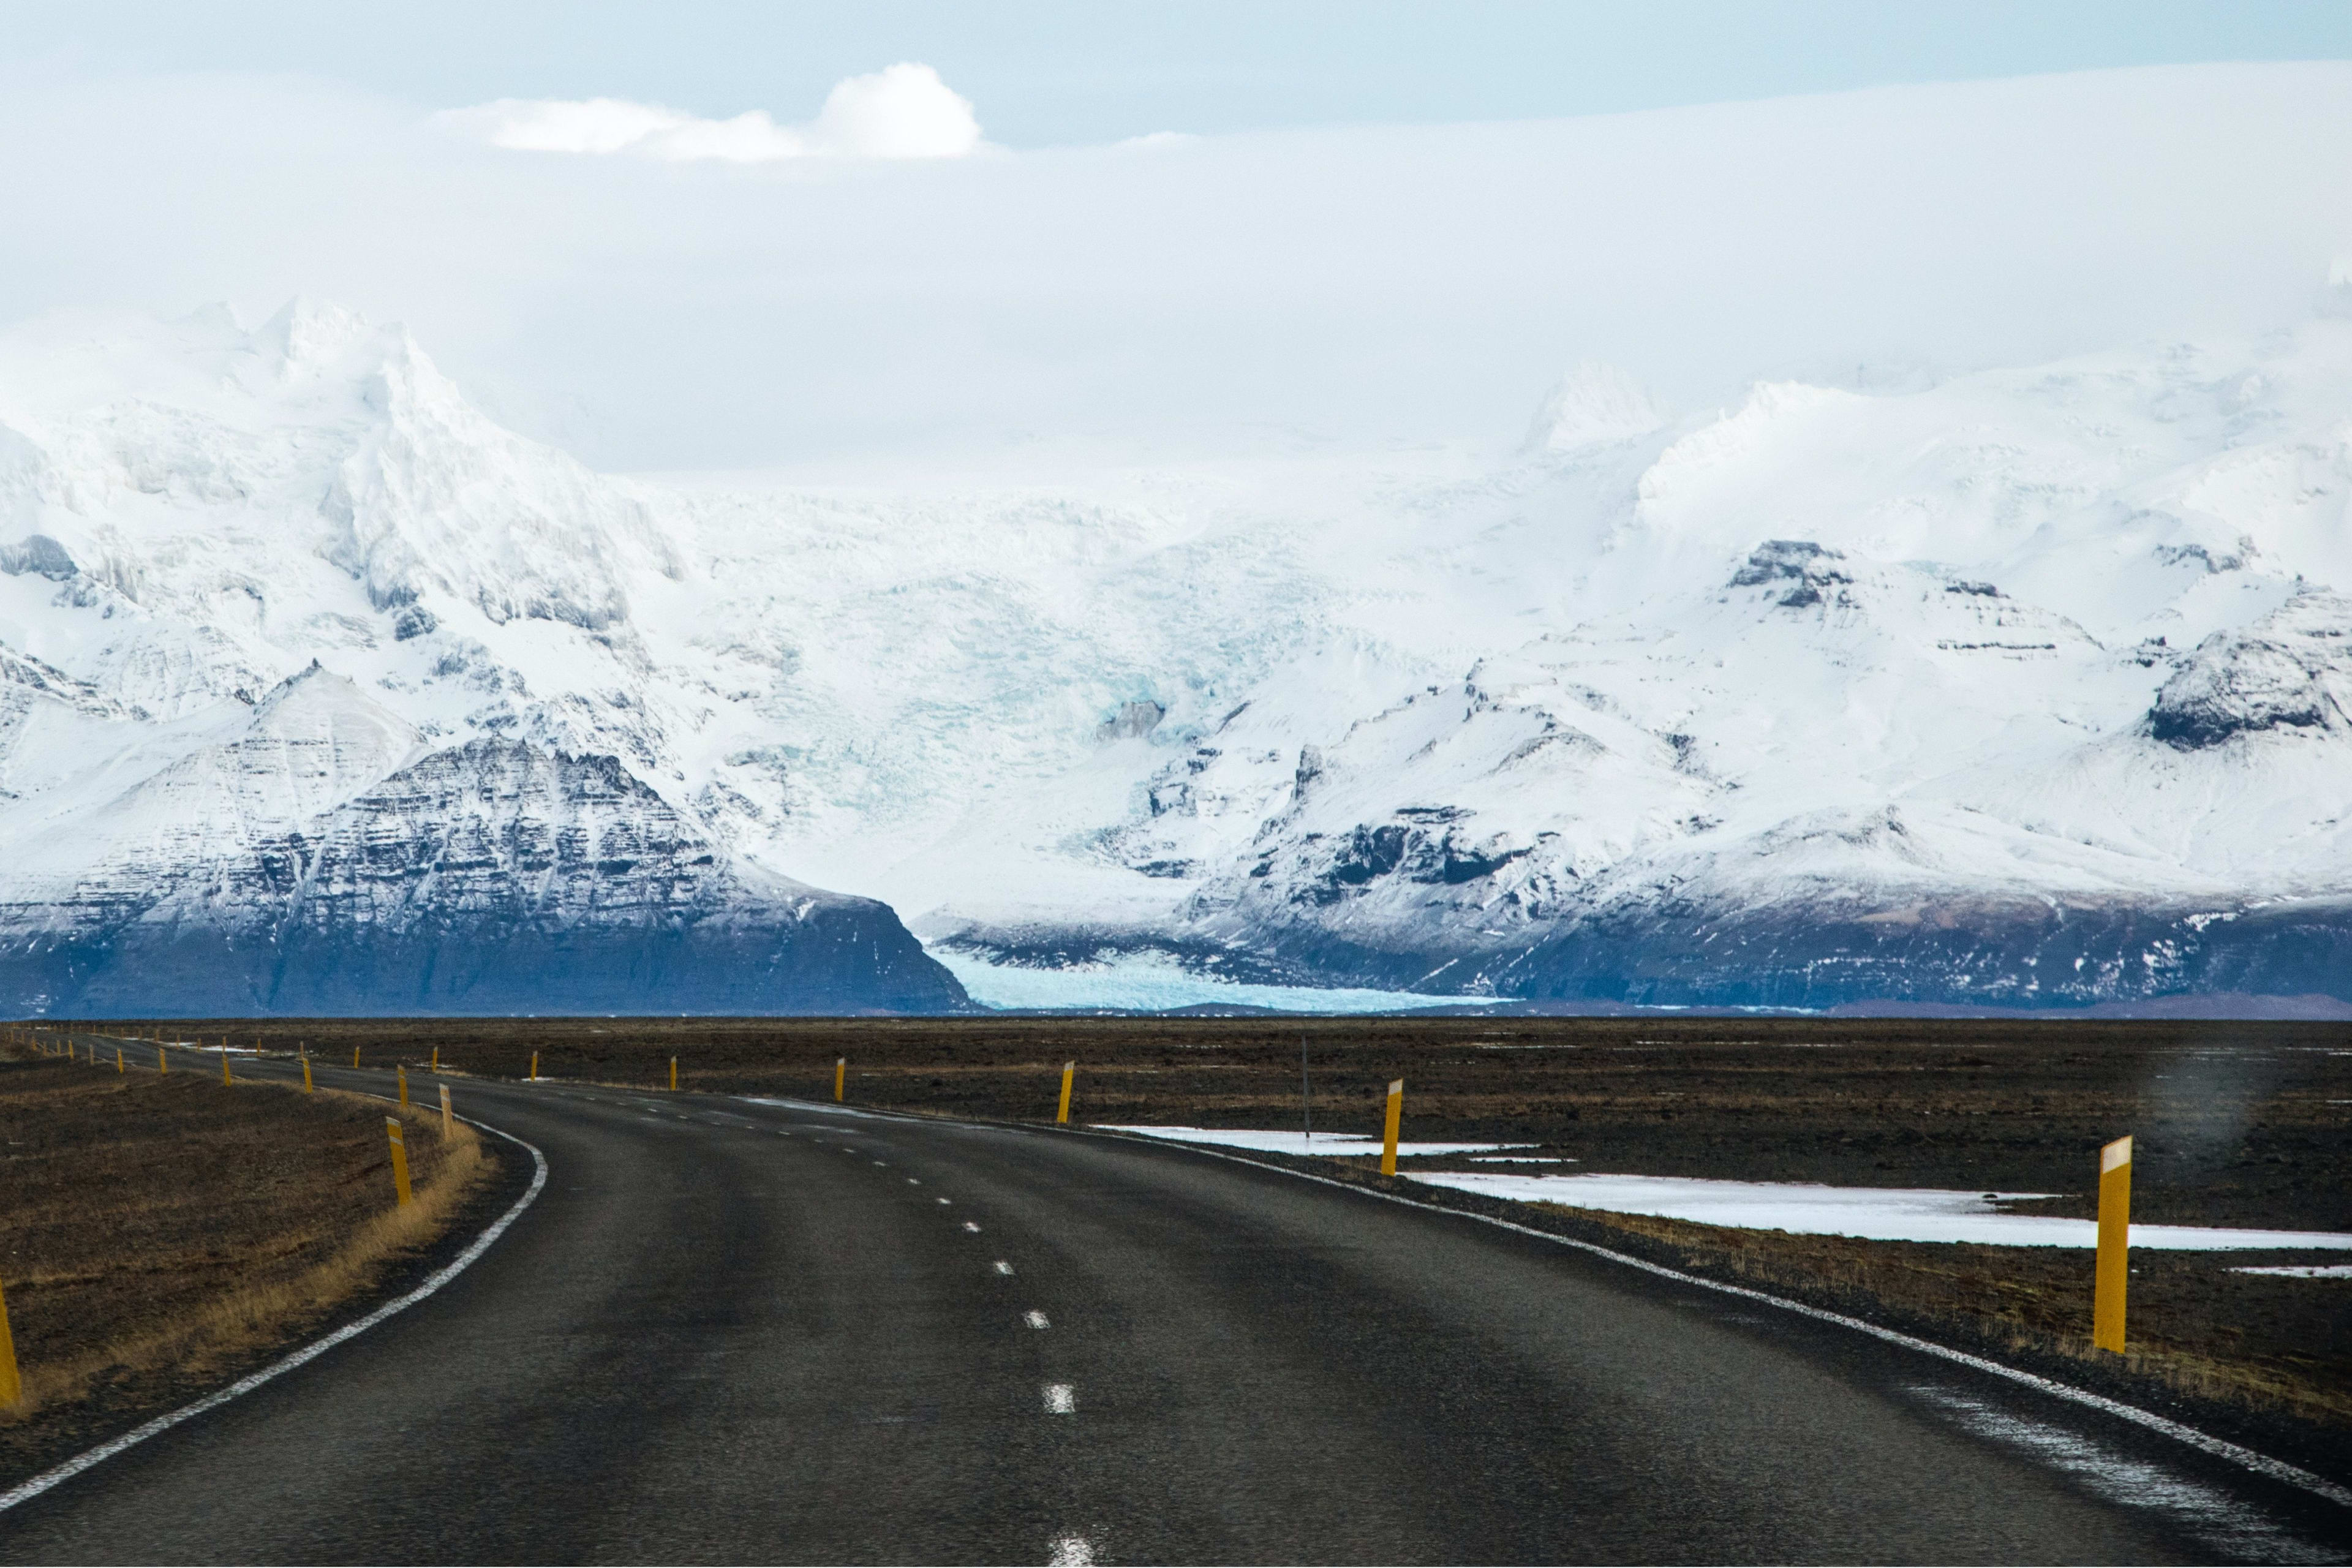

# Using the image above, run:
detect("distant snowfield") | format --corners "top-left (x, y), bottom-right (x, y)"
top-left (2233, 1264), bottom-right (2352, 1278)
top-left (1095, 1125), bottom-right (1528, 1158)
top-left (1408, 1172), bottom-right (2352, 1251)
top-left (1084, 1131), bottom-right (2352, 1246)
top-left (932, 950), bottom-right (1503, 1014)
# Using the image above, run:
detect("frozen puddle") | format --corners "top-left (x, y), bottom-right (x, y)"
top-left (1408, 1171), bottom-right (2352, 1251)
top-left (1096, 1125), bottom-right (1531, 1158)
top-left (2232, 1264), bottom-right (2352, 1278)
top-left (932, 949), bottom-right (1502, 1014)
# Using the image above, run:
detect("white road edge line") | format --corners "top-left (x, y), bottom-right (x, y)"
top-left (0, 1104), bottom-right (551, 1515)
top-left (1085, 1130), bottom-right (2352, 1514)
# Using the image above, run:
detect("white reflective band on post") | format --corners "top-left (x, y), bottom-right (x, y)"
top-left (2101, 1136), bottom-right (2133, 1173)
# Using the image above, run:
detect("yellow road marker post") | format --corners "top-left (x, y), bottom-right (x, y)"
top-left (440, 1082), bottom-right (453, 1138)
top-left (431, 1047), bottom-right (439, 1072)
top-left (398, 1066), bottom-right (410, 1107)
top-left (385, 1117), bottom-right (413, 1207)
top-left (1381, 1079), bottom-right (1404, 1176)
top-left (302, 1057), bottom-right (314, 1094)
top-left (529, 1051), bottom-right (539, 1082)
top-left (670, 1057), bottom-right (678, 1091)
top-left (0, 1274), bottom-right (20, 1409)
top-left (220, 1047), bottom-right (232, 1086)
top-left (835, 1057), bottom-right (845, 1102)
top-left (353, 1047), bottom-right (361, 1069)
top-left (2094, 1134), bottom-right (2132, 1352)
top-left (157, 1047), bottom-right (167, 1074)
top-left (116, 1047), bottom-right (124, 1074)
top-left (1057, 1061), bottom-right (1075, 1125)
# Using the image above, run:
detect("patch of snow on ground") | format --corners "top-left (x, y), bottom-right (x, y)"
top-left (2231, 1264), bottom-right (2352, 1278)
top-left (1095, 1125), bottom-right (1528, 1158)
top-left (1408, 1172), bottom-right (2352, 1250)
top-left (932, 950), bottom-right (1501, 1014)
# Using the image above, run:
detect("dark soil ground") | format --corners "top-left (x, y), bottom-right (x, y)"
top-left (43, 1014), bottom-right (2352, 1455)
top-left (0, 1032), bottom-right (503, 1485)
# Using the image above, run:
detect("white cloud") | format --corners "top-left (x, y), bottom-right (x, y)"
top-left (807, 62), bottom-right (985, 159)
top-left (437, 62), bottom-right (981, 162)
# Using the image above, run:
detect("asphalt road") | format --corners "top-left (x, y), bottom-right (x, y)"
top-left (2, 1052), bottom-right (2346, 1564)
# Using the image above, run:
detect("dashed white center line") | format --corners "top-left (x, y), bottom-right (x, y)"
top-left (993, 1261), bottom-right (1014, 1276)
top-left (1042, 1383), bottom-right (1076, 1415)
top-left (963, 1221), bottom-right (981, 1233)
top-left (936, 1197), bottom-right (951, 1205)
top-left (1024, 1310), bottom-right (1050, 1330)
top-left (1047, 1532), bottom-right (1095, 1566)
top-left (873, 1161), bottom-right (888, 1167)
top-left (906, 1177), bottom-right (921, 1185)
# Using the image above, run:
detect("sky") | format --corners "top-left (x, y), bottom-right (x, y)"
top-left (1, 3), bottom-right (2348, 472)
top-left (9, 1), bottom-right (2352, 145)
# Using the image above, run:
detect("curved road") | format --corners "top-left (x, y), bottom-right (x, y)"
top-left (2, 1054), bottom-right (2346, 1564)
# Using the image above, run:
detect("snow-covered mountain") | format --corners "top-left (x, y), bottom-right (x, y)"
top-left (0, 303), bottom-right (964, 1014)
top-left (0, 294), bottom-right (2346, 1012)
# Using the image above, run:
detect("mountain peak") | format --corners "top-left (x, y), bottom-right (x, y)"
top-left (252, 296), bottom-right (386, 381)
top-left (1520, 361), bottom-right (1667, 456)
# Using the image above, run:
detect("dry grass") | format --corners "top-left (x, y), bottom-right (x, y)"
top-left (117, 1013), bottom-right (2351, 1226)
top-left (0, 1036), bottom-right (494, 1469)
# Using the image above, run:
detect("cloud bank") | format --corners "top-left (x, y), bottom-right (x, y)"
top-left (437, 62), bottom-right (982, 161)
top-left (0, 62), bottom-right (2346, 471)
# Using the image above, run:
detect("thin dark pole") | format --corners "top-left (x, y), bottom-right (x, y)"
top-left (1302, 1033), bottom-right (1312, 1151)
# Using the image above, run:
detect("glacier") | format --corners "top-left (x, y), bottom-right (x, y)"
top-left (0, 292), bottom-right (2348, 1013)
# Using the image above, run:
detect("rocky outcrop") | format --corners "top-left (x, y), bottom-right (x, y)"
top-left (1728, 539), bottom-right (1854, 609)
top-left (2147, 592), bottom-right (2352, 749)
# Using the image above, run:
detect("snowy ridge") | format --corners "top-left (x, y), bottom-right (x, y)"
top-left (945, 318), bottom-right (2352, 1007)
top-left (0, 298), bottom-right (2347, 1011)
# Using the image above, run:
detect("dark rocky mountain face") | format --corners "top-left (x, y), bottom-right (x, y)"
top-left (1180, 890), bottom-right (2352, 1012)
top-left (0, 733), bottom-right (968, 1016)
